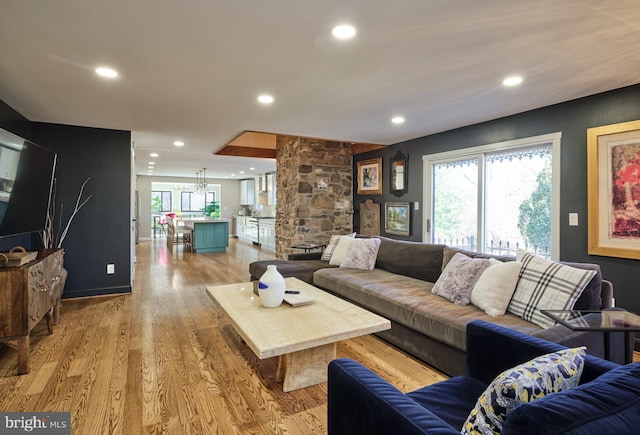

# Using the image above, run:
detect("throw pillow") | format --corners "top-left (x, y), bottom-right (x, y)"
top-left (322, 233), bottom-right (355, 262)
top-left (329, 236), bottom-right (355, 266)
top-left (431, 253), bottom-right (491, 305)
top-left (471, 259), bottom-right (522, 316)
top-left (507, 250), bottom-right (597, 328)
top-left (340, 238), bottom-right (381, 271)
top-left (461, 347), bottom-right (586, 435)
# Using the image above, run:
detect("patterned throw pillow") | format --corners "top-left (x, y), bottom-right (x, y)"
top-left (340, 238), bottom-right (381, 271)
top-left (507, 250), bottom-right (596, 328)
top-left (431, 253), bottom-right (491, 305)
top-left (461, 347), bottom-right (586, 435)
top-left (321, 233), bottom-right (355, 262)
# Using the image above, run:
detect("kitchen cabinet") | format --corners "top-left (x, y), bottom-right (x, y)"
top-left (259, 219), bottom-right (276, 251)
top-left (236, 217), bottom-right (248, 242)
top-left (266, 173), bottom-right (276, 205)
top-left (240, 179), bottom-right (255, 205)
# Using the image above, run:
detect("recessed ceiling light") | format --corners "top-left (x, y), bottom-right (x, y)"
top-left (391, 116), bottom-right (405, 124)
top-left (239, 171), bottom-right (245, 174)
top-left (174, 141), bottom-right (184, 147)
top-left (231, 173), bottom-right (236, 177)
top-left (150, 153), bottom-right (159, 157)
top-left (95, 67), bottom-right (119, 79)
top-left (503, 75), bottom-right (523, 87)
top-left (249, 167), bottom-right (255, 170)
top-left (148, 161), bottom-right (155, 165)
top-left (332, 24), bottom-right (356, 39)
top-left (148, 166), bottom-right (154, 169)
top-left (257, 95), bottom-right (274, 104)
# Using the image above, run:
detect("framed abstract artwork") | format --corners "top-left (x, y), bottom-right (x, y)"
top-left (385, 202), bottom-right (410, 236)
top-left (357, 158), bottom-right (382, 195)
top-left (587, 120), bottom-right (640, 259)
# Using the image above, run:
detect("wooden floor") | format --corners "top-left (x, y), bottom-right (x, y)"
top-left (0, 238), bottom-right (447, 434)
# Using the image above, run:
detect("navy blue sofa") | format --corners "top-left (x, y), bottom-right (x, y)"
top-left (328, 320), bottom-right (640, 434)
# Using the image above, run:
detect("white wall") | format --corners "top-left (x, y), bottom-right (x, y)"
top-left (136, 175), bottom-right (241, 239)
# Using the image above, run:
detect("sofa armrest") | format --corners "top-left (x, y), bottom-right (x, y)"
top-left (465, 320), bottom-right (618, 385)
top-left (601, 279), bottom-right (613, 309)
top-left (328, 358), bottom-right (460, 435)
top-left (287, 252), bottom-right (323, 260)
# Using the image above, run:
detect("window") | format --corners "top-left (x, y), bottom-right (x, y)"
top-left (423, 133), bottom-right (561, 259)
top-left (181, 191), bottom-right (216, 213)
top-left (151, 191), bottom-right (172, 212)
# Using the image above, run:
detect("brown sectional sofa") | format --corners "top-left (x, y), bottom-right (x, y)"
top-left (249, 236), bottom-right (617, 376)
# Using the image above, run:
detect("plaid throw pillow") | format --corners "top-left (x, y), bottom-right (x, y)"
top-left (507, 250), bottom-right (596, 328)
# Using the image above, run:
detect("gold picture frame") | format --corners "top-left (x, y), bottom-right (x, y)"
top-left (357, 158), bottom-right (382, 195)
top-left (587, 119), bottom-right (640, 259)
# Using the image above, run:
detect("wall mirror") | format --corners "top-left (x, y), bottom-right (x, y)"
top-left (390, 151), bottom-right (408, 197)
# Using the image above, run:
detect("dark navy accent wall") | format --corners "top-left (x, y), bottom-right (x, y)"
top-left (31, 122), bottom-right (131, 298)
top-left (354, 84), bottom-right (640, 317)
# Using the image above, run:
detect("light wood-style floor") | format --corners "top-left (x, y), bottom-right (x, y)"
top-left (0, 238), bottom-right (447, 434)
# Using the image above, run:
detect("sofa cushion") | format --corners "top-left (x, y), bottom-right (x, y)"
top-left (471, 259), bottom-right (522, 316)
top-left (503, 362), bottom-right (640, 435)
top-left (313, 267), bottom-right (543, 352)
top-left (507, 250), bottom-right (597, 328)
top-left (462, 347), bottom-right (586, 435)
top-left (340, 238), bottom-right (381, 271)
top-left (407, 376), bottom-right (488, 430)
top-left (432, 253), bottom-right (491, 305)
top-left (375, 237), bottom-right (445, 282)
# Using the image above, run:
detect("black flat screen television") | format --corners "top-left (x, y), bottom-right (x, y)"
top-left (0, 128), bottom-right (56, 238)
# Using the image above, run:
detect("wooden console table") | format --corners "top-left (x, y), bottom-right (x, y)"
top-left (0, 249), bottom-right (66, 375)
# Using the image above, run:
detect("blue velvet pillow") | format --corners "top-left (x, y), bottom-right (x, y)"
top-left (502, 362), bottom-right (640, 434)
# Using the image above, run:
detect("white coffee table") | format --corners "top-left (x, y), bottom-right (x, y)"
top-left (206, 277), bottom-right (390, 392)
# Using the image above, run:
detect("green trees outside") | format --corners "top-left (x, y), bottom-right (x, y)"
top-left (517, 162), bottom-right (551, 251)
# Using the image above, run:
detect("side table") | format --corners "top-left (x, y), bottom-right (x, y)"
top-left (541, 309), bottom-right (640, 364)
top-left (292, 243), bottom-right (326, 253)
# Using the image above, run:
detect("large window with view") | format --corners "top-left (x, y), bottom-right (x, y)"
top-left (423, 133), bottom-right (561, 259)
top-left (181, 191), bottom-right (216, 213)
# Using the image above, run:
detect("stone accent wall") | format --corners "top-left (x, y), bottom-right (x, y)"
top-left (275, 136), bottom-right (353, 259)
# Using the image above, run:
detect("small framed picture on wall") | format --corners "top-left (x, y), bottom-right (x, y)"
top-left (385, 202), bottom-right (410, 236)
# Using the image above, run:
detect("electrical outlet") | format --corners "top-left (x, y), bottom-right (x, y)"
top-left (107, 263), bottom-right (115, 274)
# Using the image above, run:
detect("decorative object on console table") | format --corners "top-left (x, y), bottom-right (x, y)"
top-left (385, 202), bottom-right (410, 236)
top-left (587, 119), bottom-right (640, 260)
top-left (357, 157), bottom-right (382, 195)
top-left (360, 199), bottom-right (380, 236)
top-left (390, 150), bottom-right (408, 197)
top-left (0, 246), bottom-right (37, 267)
top-left (258, 264), bottom-right (286, 307)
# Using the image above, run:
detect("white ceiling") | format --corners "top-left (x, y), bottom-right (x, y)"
top-left (1, 1), bottom-right (639, 179)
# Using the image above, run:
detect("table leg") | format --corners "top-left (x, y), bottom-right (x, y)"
top-left (17, 336), bottom-right (29, 375)
top-left (604, 331), bottom-right (611, 361)
top-left (276, 343), bottom-right (337, 392)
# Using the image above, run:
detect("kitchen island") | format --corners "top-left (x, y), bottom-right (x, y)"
top-left (183, 218), bottom-right (229, 253)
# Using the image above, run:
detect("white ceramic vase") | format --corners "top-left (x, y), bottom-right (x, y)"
top-left (258, 265), bottom-right (286, 308)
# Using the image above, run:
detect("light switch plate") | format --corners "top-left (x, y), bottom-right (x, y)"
top-left (569, 213), bottom-right (579, 226)
top-left (107, 264), bottom-right (115, 274)
top-left (414, 202), bottom-right (419, 211)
